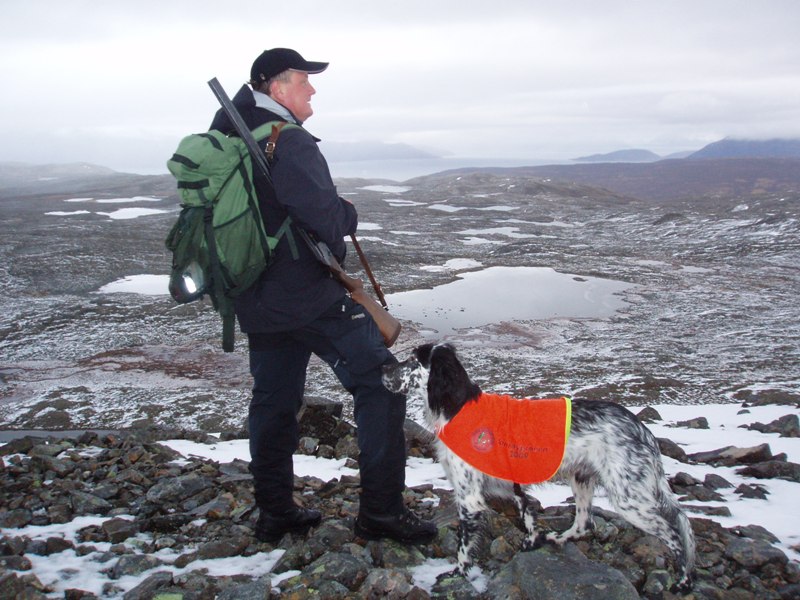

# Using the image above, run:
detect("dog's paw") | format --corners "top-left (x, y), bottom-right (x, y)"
top-left (670, 574), bottom-right (694, 594)
top-left (532, 531), bottom-right (554, 549)
top-left (521, 537), bottom-right (536, 552)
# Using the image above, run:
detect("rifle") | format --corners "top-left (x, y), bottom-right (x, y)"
top-left (207, 78), bottom-right (401, 347)
top-left (349, 234), bottom-right (389, 309)
top-left (297, 229), bottom-right (401, 347)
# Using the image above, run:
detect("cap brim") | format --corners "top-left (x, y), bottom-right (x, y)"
top-left (298, 61), bottom-right (328, 74)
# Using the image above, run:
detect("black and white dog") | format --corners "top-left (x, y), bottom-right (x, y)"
top-left (383, 343), bottom-right (695, 592)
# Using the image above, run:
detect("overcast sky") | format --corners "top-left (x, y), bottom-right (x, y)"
top-left (1, 1), bottom-right (798, 174)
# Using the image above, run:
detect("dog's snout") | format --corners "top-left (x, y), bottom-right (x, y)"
top-left (381, 362), bottom-right (399, 389)
top-left (382, 356), bottom-right (418, 394)
top-left (381, 362), bottom-right (400, 381)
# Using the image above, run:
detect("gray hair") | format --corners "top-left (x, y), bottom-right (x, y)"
top-left (251, 69), bottom-right (293, 95)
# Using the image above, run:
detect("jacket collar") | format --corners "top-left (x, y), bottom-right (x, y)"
top-left (252, 90), bottom-right (299, 124)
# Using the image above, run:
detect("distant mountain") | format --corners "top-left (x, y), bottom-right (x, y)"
top-left (662, 150), bottom-right (695, 160)
top-left (320, 141), bottom-right (439, 162)
top-left (428, 157), bottom-right (800, 203)
top-left (0, 161), bottom-right (117, 186)
top-left (0, 161), bottom-right (175, 200)
top-left (689, 138), bottom-right (800, 159)
top-left (574, 149), bottom-right (661, 163)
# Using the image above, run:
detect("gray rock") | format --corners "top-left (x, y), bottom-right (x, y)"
top-left (110, 554), bottom-right (164, 579)
top-left (139, 513), bottom-right (195, 533)
top-left (272, 520), bottom-right (355, 573)
top-left (704, 473), bottom-right (734, 489)
top-left (0, 572), bottom-right (26, 599)
top-left (731, 524), bottom-right (781, 544)
top-left (0, 555), bottom-right (32, 570)
top-left (359, 568), bottom-right (421, 598)
top-left (195, 537), bottom-right (249, 560)
top-left (280, 552), bottom-right (371, 592)
top-left (297, 436), bottom-right (319, 455)
top-left (724, 537), bottom-right (788, 569)
top-left (121, 571), bottom-right (173, 600)
top-left (335, 435), bottom-right (360, 460)
top-left (736, 460), bottom-right (800, 483)
top-left (375, 539), bottom-right (427, 569)
top-left (45, 537), bottom-right (75, 555)
top-left (636, 406), bottom-right (663, 423)
top-left (430, 569), bottom-right (484, 598)
top-left (145, 471), bottom-right (211, 504)
top-left (485, 546), bottom-right (640, 600)
top-left (31, 454), bottom-right (76, 477)
top-left (29, 442), bottom-right (70, 458)
top-left (735, 483), bottom-right (769, 499)
top-left (657, 437), bottom-right (688, 461)
top-left (673, 416), bottom-right (709, 429)
top-left (0, 437), bottom-right (40, 456)
top-left (744, 414), bottom-right (800, 437)
top-left (688, 443), bottom-right (773, 466)
top-left (189, 492), bottom-right (236, 519)
top-left (215, 576), bottom-right (271, 600)
top-left (101, 518), bottom-right (139, 544)
top-left (0, 508), bottom-right (33, 528)
top-left (70, 491), bottom-right (113, 516)
top-left (297, 395), bottom-right (346, 446)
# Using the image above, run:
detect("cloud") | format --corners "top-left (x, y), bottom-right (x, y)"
top-left (1, 1), bottom-right (799, 172)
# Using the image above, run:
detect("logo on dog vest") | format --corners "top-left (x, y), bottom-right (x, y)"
top-left (437, 394), bottom-right (571, 484)
top-left (471, 427), bottom-right (495, 453)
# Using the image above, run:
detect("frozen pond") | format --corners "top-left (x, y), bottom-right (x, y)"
top-left (387, 266), bottom-right (635, 336)
top-left (98, 268), bottom-right (635, 337)
top-left (97, 274), bottom-right (169, 296)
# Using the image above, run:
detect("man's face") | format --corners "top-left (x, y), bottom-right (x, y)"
top-left (271, 70), bottom-right (316, 122)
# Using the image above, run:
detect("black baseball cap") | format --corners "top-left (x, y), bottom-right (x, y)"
top-left (250, 48), bottom-right (329, 83)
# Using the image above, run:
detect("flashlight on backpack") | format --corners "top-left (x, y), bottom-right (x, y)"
top-left (168, 261), bottom-right (207, 303)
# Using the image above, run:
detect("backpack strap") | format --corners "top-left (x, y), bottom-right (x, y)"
top-left (253, 120), bottom-right (302, 261)
top-left (266, 122), bottom-right (290, 162)
top-left (273, 215), bottom-right (299, 260)
top-left (201, 204), bottom-right (236, 352)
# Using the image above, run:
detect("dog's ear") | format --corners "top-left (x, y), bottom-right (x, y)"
top-left (413, 343), bottom-right (436, 368)
top-left (428, 344), bottom-right (481, 420)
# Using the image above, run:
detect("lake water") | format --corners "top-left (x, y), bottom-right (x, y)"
top-left (98, 267), bottom-right (635, 335)
top-left (386, 266), bottom-right (635, 336)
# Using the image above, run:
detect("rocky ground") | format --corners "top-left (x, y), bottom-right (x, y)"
top-left (1, 398), bottom-right (799, 599)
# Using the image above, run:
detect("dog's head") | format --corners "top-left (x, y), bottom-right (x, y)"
top-left (383, 343), bottom-right (481, 426)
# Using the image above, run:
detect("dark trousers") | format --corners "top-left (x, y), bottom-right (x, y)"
top-left (247, 296), bottom-right (407, 516)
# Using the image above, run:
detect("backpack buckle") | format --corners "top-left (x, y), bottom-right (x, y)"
top-left (265, 140), bottom-right (277, 162)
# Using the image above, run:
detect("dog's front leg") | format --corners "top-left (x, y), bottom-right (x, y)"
top-left (513, 483), bottom-right (538, 550)
top-left (447, 460), bottom-right (487, 576)
top-left (456, 503), bottom-right (483, 576)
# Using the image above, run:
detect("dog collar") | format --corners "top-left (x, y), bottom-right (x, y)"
top-left (436, 393), bottom-right (572, 484)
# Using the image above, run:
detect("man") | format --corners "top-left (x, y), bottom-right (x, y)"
top-left (208, 48), bottom-right (436, 545)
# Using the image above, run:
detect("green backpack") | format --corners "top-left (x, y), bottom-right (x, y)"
top-left (165, 121), bottom-right (298, 352)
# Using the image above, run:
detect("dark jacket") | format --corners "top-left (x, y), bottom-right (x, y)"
top-left (209, 85), bottom-right (358, 333)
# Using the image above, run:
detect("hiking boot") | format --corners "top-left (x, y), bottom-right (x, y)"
top-left (354, 508), bottom-right (437, 544)
top-left (255, 507), bottom-right (321, 543)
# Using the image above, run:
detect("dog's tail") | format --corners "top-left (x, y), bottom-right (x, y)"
top-left (653, 461), bottom-right (696, 585)
top-left (675, 502), bottom-right (696, 573)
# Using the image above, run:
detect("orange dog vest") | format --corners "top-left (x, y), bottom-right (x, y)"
top-left (436, 394), bottom-right (572, 484)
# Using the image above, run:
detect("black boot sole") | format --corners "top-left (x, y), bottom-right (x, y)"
top-left (354, 520), bottom-right (436, 545)
top-left (255, 516), bottom-right (322, 543)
